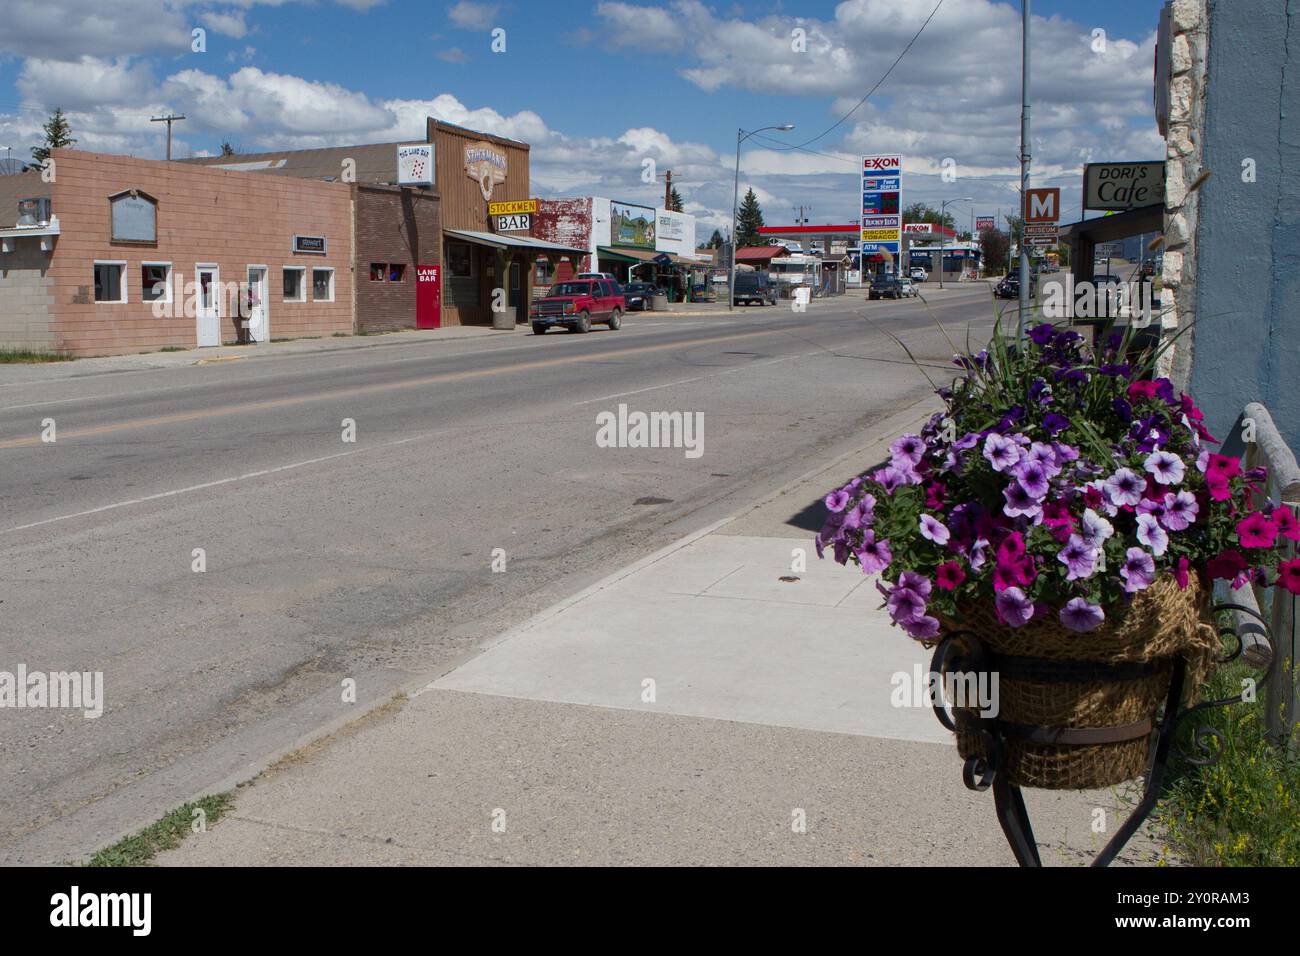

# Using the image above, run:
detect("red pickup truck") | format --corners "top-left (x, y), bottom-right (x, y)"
top-left (530, 279), bottom-right (625, 334)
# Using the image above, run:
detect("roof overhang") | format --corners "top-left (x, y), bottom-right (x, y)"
top-left (0, 216), bottom-right (60, 253)
top-left (1058, 206), bottom-right (1163, 245)
top-left (445, 228), bottom-right (584, 255)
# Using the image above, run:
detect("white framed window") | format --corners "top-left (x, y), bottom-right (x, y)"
top-left (312, 267), bottom-right (335, 303)
top-left (141, 261), bottom-right (172, 303)
top-left (93, 261), bottom-right (128, 304)
top-left (283, 266), bottom-right (306, 303)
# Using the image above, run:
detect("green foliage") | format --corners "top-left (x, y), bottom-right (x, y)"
top-left (904, 202), bottom-right (955, 230)
top-left (668, 186), bottom-right (684, 212)
top-left (31, 108), bottom-right (76, 165)
top-left (1157, 657), bottom-right (1300, 866)
top-left (85, 793), bottom-right (234, 866)
top-left (736, 188), bottom-right (765, 247)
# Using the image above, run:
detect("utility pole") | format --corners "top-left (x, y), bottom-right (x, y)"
top-left (663, 169), bottom-right (672, 210)
top-left (151, 114), bottom-right (186, 161)
top-left (1017, 1), bottom-right (1031, 340)
top-left (793, 205), bottom-right (812, 225)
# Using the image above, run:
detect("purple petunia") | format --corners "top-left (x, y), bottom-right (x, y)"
top-left (1161, 490), bottom-right (1199, 531)
top-left (1079, 508), bottom-right (1115, 549)
top-left (890, 433), bottom-right (926, 468)
top-left (855, 531), bottom-right (892, 576)
top-left (919, 514), bottom-right (951, 546)
top-left (1103, 467), bottom-right (1145, 508)
top-left (1060, 598), bottom-right (1105, 632)
top-left (1043, 412), bottom-right (1071, 435)
top-left (825, 488), bottom-right (851, 513)
top-left (995, 587), bottom-right (1035, 628)
top-left (1136, 513), bottom-right (1169, 557)
top-left (1144, 450), bottom-right (1185, 485)
top-left (1057, 534), bottom-right (1098, 581)
top-left (1120, 547), bottom-right (1156, 593)
top-left (1003, 481), bottom-right (1043, 519)
top-left (1013, 459), bottom-right (1051, 499)
top-left (983, 433), bottom-right (1022, 472)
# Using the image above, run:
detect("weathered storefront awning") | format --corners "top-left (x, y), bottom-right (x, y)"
top-left (597, 246), bottom-right (705, 267)
top-left (445, 228), bottom-right (585, 256)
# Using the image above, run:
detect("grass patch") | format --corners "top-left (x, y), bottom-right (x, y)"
top-left (0, 348), bottom-right (73, 363)
top-left (331, 331), bottom-right (351, 337)
top-left (85, 792), bottom-right (235, 867)
top-left (1154, 651), bottom-right (1300, 866)
top-left (158, 346), bottom-right (186, 353)
top-left (270, 337), bottom-right (293, 343)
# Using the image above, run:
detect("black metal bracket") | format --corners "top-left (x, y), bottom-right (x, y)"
top-left (930, 603), bottom-right (1272, 867)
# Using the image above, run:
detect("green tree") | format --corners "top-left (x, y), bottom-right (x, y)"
top-left (31, 108), bottom-right (76, 166)
top-left (979, 226), bottom-right (1010, 275)
top-left (735, 188), bottom-right (765, 247)
top-left (219, 140), bottom-right (240, 157)
top-left (903, 201), bottom-right (955, 230)
top-left (668, 186), bottom-right (684, 212)
top-left (706, 229), bottom-right (724, 249)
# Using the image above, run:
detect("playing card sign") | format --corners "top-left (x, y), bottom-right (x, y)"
top-left (397, 144), bottom-right (434, 186)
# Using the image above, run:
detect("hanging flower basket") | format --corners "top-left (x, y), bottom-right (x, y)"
top-left (818, 322), bottom-right (1300, 791)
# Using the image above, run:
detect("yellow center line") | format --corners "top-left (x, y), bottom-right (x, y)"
top-left (0, 328), bottom-right (789, 450)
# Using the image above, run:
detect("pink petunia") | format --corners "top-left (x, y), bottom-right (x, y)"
top-left (1237, 511), bottom-right (1279, 549)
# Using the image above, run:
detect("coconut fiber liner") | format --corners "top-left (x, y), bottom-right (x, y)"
top-left (937, 576), bottom-right (1220, 790)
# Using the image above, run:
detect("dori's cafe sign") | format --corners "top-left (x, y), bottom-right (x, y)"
top-left (1083, 162), bottom-right (1165, 212)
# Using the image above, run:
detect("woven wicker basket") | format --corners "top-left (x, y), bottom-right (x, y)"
top-left (937, 576), bottom-right (1219, 790)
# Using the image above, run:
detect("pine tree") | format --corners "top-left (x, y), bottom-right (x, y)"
top-left (706, 229), bottom-right (724, 249)
top-left (31, 108), bottom-right (76, 166)
top-left (735, 188), bottom-right (765, 247)
top-left (668, 186), bottom-right (684, 212)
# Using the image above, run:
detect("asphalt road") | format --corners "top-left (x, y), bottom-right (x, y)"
top-left (0, 283), bottom-right (997, 861)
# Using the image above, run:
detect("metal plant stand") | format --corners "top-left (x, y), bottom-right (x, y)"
top-left (930, 603), bottom-right (1274, 868)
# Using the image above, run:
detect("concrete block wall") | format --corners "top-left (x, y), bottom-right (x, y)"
top-left (47, 149), bottom-right (354, 356)
top-left (0, 241), bottom-right (55, 351)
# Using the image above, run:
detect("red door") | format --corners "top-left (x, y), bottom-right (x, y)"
top-left (416, 265), bottom-right (441, 329)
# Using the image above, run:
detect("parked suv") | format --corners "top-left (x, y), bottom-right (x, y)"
top-left (868, 274), bottom-right (903, 300)
top-left (909, 266), bottom-right (928, 282)
top-left (531, 279), bottom-right (625, 333)
top-left (733, 271), bottom-right (776, 306)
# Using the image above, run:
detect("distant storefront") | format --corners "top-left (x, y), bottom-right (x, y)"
top-left (531, 196), bottom-right (706, 300)
top-left (0, 149), bottom-right (352, 356)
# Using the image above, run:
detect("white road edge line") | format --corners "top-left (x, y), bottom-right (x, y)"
top-left (0, 436), bottom-right (423, 536)
top-left (572, 350), bottom-right (820, 406)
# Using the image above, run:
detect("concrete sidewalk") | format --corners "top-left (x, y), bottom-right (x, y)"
top-left (154, 408), bottom-right (1166, 867)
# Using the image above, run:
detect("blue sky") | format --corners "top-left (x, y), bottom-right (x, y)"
top-left (0, 0), bottom-right (1171, 234)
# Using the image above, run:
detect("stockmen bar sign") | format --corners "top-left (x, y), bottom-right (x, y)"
top-left (1083, 162), bottom-right (1166, 211)
top-left (397, 144), bottom-right (434, 186)
top-left (488, 199), bottom-right (537, 216)
top-left (860, 154), bottom-right (902, 259)
top-left (494, 213), bottom-right (531, 232)
top-left (465, 140), bottom-right (508, 201)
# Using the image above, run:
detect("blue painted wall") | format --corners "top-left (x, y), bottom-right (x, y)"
top-left (1190, 0), bottom-right (1300, 451)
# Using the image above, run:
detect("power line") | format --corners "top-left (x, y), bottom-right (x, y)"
top-left (771, 0), bottom-right (947, 152)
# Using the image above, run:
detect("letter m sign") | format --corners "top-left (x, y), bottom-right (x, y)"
top-left (1025, 187), bottom-right (1060, 223)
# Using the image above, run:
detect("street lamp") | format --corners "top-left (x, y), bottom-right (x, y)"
top-left (937, 196), bottom-right (973, 290)
top-left (729, 124), bottom-right (794, 312)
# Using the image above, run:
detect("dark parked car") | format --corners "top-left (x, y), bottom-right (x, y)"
top-left (733, 272), bottom-right (776, 306)
top-left (622, 282), bottom-right (662, 311)
top-left (868, 275), bottom-right (903, 300)
top-left (530, 279), bottom-right (624, 334)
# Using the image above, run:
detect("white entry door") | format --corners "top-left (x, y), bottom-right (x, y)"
top-left (196, 265), bottom-right (220, 347)
top-left (246, 266), bottom-right (268, 343)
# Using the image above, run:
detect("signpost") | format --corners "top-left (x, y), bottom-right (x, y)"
top-left (860, 155), bottom-right (902, 275)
